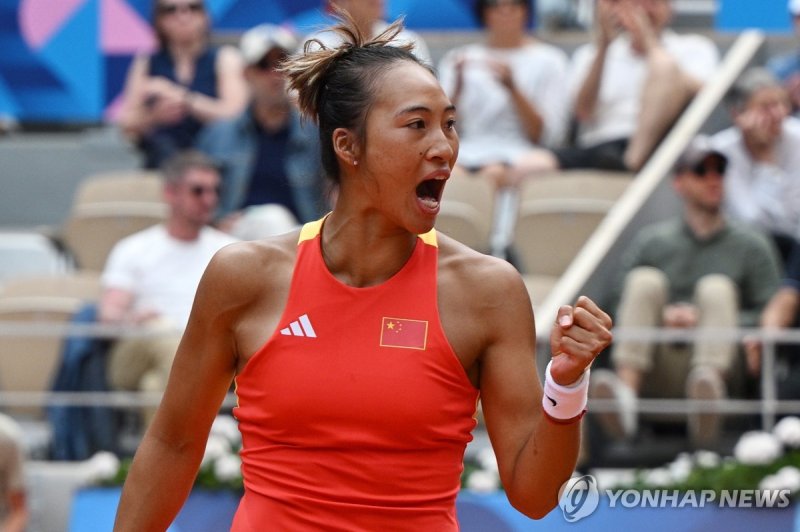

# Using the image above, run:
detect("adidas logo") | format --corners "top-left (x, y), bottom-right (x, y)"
top-left (280, 314), bottom-right (317, 338)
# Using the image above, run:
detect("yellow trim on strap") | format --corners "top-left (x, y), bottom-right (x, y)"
top-left (298, 215), bottom-right (438, 247)
top-left (418, 228), bottom-right (437, 247)
top-left (298, 217), bottom-right (325, 244)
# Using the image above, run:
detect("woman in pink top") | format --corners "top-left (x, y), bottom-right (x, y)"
top-left (114, 10), bottom-right (612, 531)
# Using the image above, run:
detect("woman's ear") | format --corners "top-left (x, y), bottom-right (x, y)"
top-left (332, 127), bottom-right (360, 167)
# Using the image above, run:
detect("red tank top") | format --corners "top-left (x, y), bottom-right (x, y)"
top-left (231, 218), bottom-right (479, 531)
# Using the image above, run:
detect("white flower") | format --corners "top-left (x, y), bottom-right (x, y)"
top-left (643, 467), bottom-right (672, 487)
top-left (466, 469), bottom-right (500, 493)
top-left (213, 453), bottom-right (242, 483)
top-left (202, 434), bottom-right (231, 467)
top-left (772, 466), bottom-right (800, 492)
top-left (694, 450), bottom-right (721, 469)
top-left (668, 453), bottom-right (693, 483)
top-left (758, 467), bottom-right (800, 493)
top-left (733, 431), bottom-right (783, 466)
top-left (476, 447), bottom-right (499, 474)
top-left (87, 451), bottom-right (120, 482)
top-left (773, 417), bottom-right (800, 448)
top-left (210, 415), bottom-right (241, 447)
top-left (759, 473), bottom-right (784, 491)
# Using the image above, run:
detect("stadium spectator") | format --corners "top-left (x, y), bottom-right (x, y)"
top-left (99, 151), bottom-right (237, 424)
top-left (745, 239), bottom-right (800, 399)
top-left (437, 0), bottom-right (569, 188)
top-left (592, 136), bottom-right (781, 449)
top-left (302, 0), bottom-right (432, 64)
top-left (517, 0), bottom-right (719, 174)
top-left (197, 24), bottom-right (326, 240)
top-left (767, 0), bottom-right (800, 115)
top-left (710, 67), bottom-right (800, 265)
top-left (118, 0), bottom-right (248, 169)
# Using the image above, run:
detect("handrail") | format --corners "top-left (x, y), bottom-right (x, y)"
top-left (0, 320), bottom-right (796, 430)
top-left (534, 30), bottom-right (766, 337)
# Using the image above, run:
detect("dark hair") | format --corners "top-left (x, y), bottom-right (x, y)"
top-left (474, 0), bottom-right (533, 28)
top-left (280, 10), bottom-right (432, 183)
top-left (160, 149), bottom-right (219, 185)
top-left (150, 0), bottom-right (209, 51)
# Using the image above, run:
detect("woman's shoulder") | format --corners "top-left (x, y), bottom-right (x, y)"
top-left (436, 232), bottom-right (526, 293)
top-left (204, 232), bottom-right (299, 294)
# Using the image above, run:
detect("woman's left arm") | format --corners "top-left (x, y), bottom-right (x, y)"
top-left (478, 265), bottom-right (611, 519)
top-left (186, 45), bottom-right (249, 123)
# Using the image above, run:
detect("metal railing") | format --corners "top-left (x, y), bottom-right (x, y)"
top-left (540, 326), bottom-right (800, 431)
top-left (0, 320), bottom-right (797, 431)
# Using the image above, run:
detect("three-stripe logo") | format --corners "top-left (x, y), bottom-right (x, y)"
top-left (280, 314), bottom-right (317, 338)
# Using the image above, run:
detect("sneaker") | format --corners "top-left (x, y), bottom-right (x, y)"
top-left (686, 366), bottom-right (726, 449)
top-left (589, 369), bottom-right (637, 441)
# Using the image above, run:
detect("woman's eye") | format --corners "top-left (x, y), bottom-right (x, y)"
top-left (409, 120), bottom-right (425, 129)
top-left (446, 119), bottom-right (457, 130)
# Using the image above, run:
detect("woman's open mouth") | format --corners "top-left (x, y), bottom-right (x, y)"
top-left (415, 178), bottom-right (446, 211)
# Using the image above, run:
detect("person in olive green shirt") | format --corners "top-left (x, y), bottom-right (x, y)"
top-left (592, 136), bottom-right (782, 449)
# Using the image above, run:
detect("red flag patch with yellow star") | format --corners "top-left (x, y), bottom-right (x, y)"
top-left (380, 317), bottom-right (428, 350)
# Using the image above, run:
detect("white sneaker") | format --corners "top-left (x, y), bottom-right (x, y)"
top-left (589, 369), bottom-right (637, 440)
top-left (686, 366), bottom-right (726, 449)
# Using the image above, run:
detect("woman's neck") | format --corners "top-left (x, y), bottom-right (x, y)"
top-left (320, 211), bottom-right (417, 288)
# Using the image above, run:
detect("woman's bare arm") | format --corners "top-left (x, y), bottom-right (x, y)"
top-left (113, 243), bottom-right (262, 531)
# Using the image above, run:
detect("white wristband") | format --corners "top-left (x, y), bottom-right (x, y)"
top-left (542, 361), bottom-right (589, 420)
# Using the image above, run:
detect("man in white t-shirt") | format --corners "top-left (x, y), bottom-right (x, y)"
top-left (710, 67), bottom-right (800, 264)
top-left (518, 0), bottom-right (719, 174)
top-left (302, 0), bottom-right (432, 65)
top-left (99, 150), bottom-right (237, 422)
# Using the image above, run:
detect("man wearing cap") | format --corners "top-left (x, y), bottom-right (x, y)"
top-left (590, 136), bottom-right (781, 449)
top-left (767, 0), bottom-right (800, 115)
top-left (197, 24), bottom-right (325, 240)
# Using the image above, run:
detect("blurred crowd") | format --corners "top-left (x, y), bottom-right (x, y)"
top-left (4, 0), bottom-right (800, 527)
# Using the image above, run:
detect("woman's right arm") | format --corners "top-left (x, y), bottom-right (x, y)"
top-left (113, 244), bottom-right (253, 531)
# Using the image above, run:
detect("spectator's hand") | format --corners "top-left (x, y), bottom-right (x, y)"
top-left (662, 302), bottom-right (698, 328)
top-left (743, 334), bottom-right (762, 376)
top-left (144, 76), bottom-right (189, 125)
top-left (549, 296), bottom-right (613, 386)
top-left (595, 0), bottom-right (622, 47)
top-left (486, 59), bottom-right (515, 92)
top-left (618, 0), bottom-right (658, 54)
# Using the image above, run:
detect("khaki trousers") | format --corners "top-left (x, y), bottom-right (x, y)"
top-left (611, 266), bottom-right (738, 398)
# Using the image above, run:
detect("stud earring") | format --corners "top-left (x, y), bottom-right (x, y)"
top-left (353, 159), bottom-right (359, 166)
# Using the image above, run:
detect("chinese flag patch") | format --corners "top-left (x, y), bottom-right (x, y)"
top-left (380, 317), bottom-right (428, 350)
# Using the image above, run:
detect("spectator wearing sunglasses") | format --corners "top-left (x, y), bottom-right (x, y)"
top-left (709, 67), bottom-right (800, 266)
top-left (590, 135), bottom-right (781, 450)
top-left (197, 24), bottom-right (326, 240)
top-left (99, 150), bottom-right (237, 425)
top-left (118, 0), bottom-right (248, 169)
